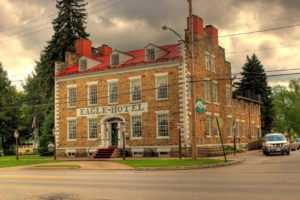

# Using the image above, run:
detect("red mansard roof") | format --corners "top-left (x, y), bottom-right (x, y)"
top-left (56, 43), bottom-right (182, 77)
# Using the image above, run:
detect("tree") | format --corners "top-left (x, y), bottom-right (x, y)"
top-left (38, 112), bottom-right (54, 156)
top-left (235, 54), bottom-right (274, 135)
top-left (272, 79), bottom-right (300, 138)
top-left (35, 0), bottom-right (89, 109)
top-left (0, 63), bottom-right (22, 154)
top-left (23, 0), bottom-right (89, 154)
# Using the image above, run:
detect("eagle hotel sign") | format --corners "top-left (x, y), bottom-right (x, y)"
top-left (77, 103), bottom-right (148, 117)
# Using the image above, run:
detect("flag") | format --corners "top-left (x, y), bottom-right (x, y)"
top-left (32, 116), bottom-right (36, 129)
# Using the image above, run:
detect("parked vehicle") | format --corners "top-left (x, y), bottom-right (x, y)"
top-left (290, 138), bottom-right (300, 151)
top-left (262, 133), bottom-right (290, 155)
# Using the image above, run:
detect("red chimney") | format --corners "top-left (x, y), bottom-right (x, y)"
top-left (187, 15), bottom-right (204, 37)
top-left (98, 45), bottom-right (112, 56)
top-left (204, 25), bottom-right (218, 46)
top-left (76, 39), bottom-right (92, 57)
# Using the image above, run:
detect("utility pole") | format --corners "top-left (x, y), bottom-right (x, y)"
top-left (188, 0), bottom-right (197, 159)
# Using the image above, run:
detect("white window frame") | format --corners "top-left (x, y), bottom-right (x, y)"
top-left (111, 53), bottom-right (119, 66)
top-left (131, 115), bottom-right (142, 139)
top-left (146, 48), bottom-right (155, 61)
top-left (236, 120), bottom-right (240, 138)
top-left (212, 81), bottom-right (218, 104)
top-left (252, 121), bottom-right (255, 137)
top-left (155, 73), bottom-right (168, 101)
top-left (67, 117), bottom-right (77, 141)
top-left (156, 110), bottom-right (169, 139)
top-left (251, 103), bottom-right (254, 116)
top-left (88, 82), bottom-right (98, 106)
top-left (227, 116), bottom-right (232, 138)
top-left (67, 85), bottom-right (77, 108)
top-left (211, 55), bottom-right (215, 73)
top-left (88, 118), bottom-right (98, 140)
top-left (235, 99), bottom-right (239, 113)
top-left (129, 76), bottom-right (142, 102)
top-left (226, 85), bottom-right (231, 106)
top-left (242, 120), bottom-right (245, 138)
top-left (79, 58), bottom-right (87, 71)
top-left (108, 79), bottom-right (119, 104)
top-left (205, 112), bottom-right (212, 137)
top-left (204, 78), bottom-right (210, 102)
top-left (205, 52), bottom-right (210, 70)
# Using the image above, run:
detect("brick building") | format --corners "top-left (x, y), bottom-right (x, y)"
top-left (54, 15), bottom-right (261, 157)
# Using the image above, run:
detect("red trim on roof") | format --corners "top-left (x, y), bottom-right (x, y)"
top-left (56, 43), bottom-right (182, 78)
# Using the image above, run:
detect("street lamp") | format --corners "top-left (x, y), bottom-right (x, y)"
top-left (177, 121), bottom-right (182, 159)
top-left (14, 130), bottom-right (19, 160)
top-left (162, 22), bottom-right (197, 159)
top-left (52, 128), bottom-right (56, 160)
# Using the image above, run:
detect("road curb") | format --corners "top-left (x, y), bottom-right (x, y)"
top-left (134, 159), bottom-right (243, 171)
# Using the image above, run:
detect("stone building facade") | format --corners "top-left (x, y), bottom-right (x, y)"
top-left (54, 15), bottom-right (261, 157)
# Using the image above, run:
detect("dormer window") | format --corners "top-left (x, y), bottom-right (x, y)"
top-left (146, 48), bottom-right (155, 61)
top-left (79, 58), bottom-right (87, 71)
top-left (111, 54), bottom-right (119, 66)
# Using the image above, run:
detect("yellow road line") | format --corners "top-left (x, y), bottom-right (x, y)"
top-left (0, 175), bottom-right (59, 179)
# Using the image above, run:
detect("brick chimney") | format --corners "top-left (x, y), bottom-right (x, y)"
top-left (187, 15), bottom-right (204, 37)
top-left (98, 44), bottom-right (112, 56)
top-left (204, 25), bottom-right (218, 46)
top-left (76, 38), bottom-right (92, 57)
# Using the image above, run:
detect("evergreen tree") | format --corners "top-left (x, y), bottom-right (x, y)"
top-left (38, 112), bottom-right (54, 156)
top-left (35, 0), bottom-right (89, 112)
top-left (235, 54), bottom-right (274, 135)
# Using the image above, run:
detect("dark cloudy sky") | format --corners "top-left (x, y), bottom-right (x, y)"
top-left (1, 0), bottom-right (300, 89)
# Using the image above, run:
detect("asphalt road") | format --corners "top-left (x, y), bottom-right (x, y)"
top-left (0, 150), bottom-right (299, 200)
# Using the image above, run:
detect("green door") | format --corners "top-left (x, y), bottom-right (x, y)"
top-left (111, 123), bottom-right (118, 146)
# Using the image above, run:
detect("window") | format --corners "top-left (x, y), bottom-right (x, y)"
top-left (88, 84), bottom-right (97, 105)
top-left (242, 121), bottom-right (245, 137)
top-left (205, 115), bottom-right (211, 136)
top-left (241, 101), bottom-right (244, 114)
top-left (256, 105), bottom-right (259, 117)
top-left (205, 80), bottom-right (210, 102)
top-left (257, 127), bottom-right (261, 138)
top-left (251, 103), bottom-right (254, 116)
top-left (205, 52), bottom-right (210, 70)
top-left (211, 56), bottom-right (215, 72)
top-left (252, 122), bottom-right (255, 137)
top-left (111, 54), bottom-right (119, 66)
top-left (212, 82), bottom-right (218, 103)
top-left (130, 78), bottom-right (141, 102)
top-left (68, 119), bottom-right (76, 140)
top-left (214, 117), bottom-right (219, 136)
top-left (68, 87), bottom-right (76, 107)
top-left (235, 100), bottom-right (239, 113)
top-left (79, 59), bottom-right (87, 71)
top-left (236, 121), bottom-right (240, 137)
top-left (157, 114), bottom-right (169, 137)
top-left (226, 87), bottom-right (231, 106)
top-left (132, 116), bottom-right (142, 138)
top-left (146, 48), bottom-right (155, 61)
top-left (109, 82), bottom-right (118, 103)
top-left (156, 75), bottom-right (168, 100)
top-left (227, 118), bottom-right (232, 137)
top-left (88, 118), bottom-right (97, 139)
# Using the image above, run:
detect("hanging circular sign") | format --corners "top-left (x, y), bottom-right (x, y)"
top-left (195, 98), bottom-right (206, 115)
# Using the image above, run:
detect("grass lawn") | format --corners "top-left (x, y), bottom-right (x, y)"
top-left (0, 155), bottom-right (63, 168)
top-left (114, 158), bottom-right (228, 168)
top-left (34, 165), bottom-right (80, 168)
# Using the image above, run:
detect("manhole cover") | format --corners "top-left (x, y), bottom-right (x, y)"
top-left (39, 194), bottom-right (79, 200)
